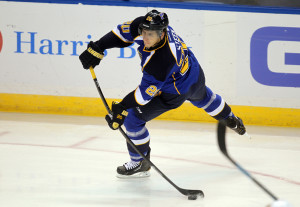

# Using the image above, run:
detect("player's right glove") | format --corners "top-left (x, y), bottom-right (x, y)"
top-left (79, 41), bottom-right (104, 69)
top-left (105, 101), bottom-right (128, 130)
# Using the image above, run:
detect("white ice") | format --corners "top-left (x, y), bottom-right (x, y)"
top-left (0, 112), bottom-right (299, 207)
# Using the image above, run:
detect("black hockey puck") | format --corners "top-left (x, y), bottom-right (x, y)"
top-left (188, 195), bottom-right (198, 200)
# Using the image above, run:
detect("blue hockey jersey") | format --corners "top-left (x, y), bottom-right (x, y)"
top-left (111, 17), bottom-right (201, 107)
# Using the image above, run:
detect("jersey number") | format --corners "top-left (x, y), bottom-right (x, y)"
top-left (179, 42), bottom-right (189, 75)
top-left (121, 21), bottom-right (132, 33)
top-left (145, 85), bottom-right (158, 97)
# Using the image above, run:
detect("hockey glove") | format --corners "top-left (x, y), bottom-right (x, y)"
top-left (79, 41), bottom-right (104, 69)
top-left (105, 101), bottom-right (128, 130)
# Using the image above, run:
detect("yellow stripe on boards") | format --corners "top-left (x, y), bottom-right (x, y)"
top-left (0, 93), bottom-right (113, 116)
top-left (0, 93), bottom-right (299, 127)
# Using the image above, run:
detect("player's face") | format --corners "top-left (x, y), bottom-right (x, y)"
top-left (142, 30), bottom-right (161, 48)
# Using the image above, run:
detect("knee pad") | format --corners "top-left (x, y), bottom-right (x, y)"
top-left (124, 108), bottom-right (146, 132)
top-left (191, 86), bottom-right (213, 108)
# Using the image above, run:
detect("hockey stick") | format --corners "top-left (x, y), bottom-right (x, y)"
top-left (89, 67), bottom-right (204, 199)
top-left (217, 120), bottom-right (278, 200)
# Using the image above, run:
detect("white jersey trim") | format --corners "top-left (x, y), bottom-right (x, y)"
top-left (207, 98), bottom-right (225, 116)
top-left (126, 127), bottom-right (147, 138)
top-left (112, 27), bottom-right (133, 43)
top-left (131, 135), bottom-right (150, 145)
top-left (202, 93), bottom-right (216, 110)
top-left (142, 50), bottom-right (155, 70)
top-left (134, 36), bottom-right (143, 41)
top-left (134, 87), bottom-right (150, 105)
top-left (168, 41), bottom-right (178, 65)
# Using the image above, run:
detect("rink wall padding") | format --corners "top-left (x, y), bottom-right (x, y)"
top-left (0, 1), bottom-right (300, 127)
top-left (1, 93), bottom-right (299, 127)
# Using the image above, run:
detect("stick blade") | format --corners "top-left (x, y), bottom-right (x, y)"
top-left (216, 122), bottom-right (279, 200)
top-left (182, 189), bottom-right (204, 198)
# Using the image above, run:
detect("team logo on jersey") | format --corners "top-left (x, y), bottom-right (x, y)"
top-left (0, 30), bottom-right (3, 53)
top-left (159, 13), bottom-right (165, 20)
top-left (145, 85), bottom-right (158, 97)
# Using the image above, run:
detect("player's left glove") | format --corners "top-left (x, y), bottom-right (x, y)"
top-left (105, 101), bottom-right (128, 130)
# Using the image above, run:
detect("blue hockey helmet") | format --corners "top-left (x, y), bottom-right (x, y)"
top-left (138, 10), bottom-right (169, 35)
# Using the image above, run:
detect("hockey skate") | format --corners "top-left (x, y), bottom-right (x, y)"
top-left (225, 116), bottom-right (246, 135)
top-left (116, 149), bottom-right (151, 178)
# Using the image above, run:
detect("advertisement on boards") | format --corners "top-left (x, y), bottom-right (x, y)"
top-left (237, 13), bottom-right (300, 108)
top-left (0, 1), bottom-right (299, 109)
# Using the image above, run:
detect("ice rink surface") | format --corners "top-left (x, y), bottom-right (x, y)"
top-left (0, 112), bottom-right (299, 207)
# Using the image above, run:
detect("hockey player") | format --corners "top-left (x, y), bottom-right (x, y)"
top-left (79, 10), bottom-right (246, 178)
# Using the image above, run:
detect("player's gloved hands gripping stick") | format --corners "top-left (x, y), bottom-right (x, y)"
top-left (105, 101), bottom-right (128, 130)
top-left (79, 41), bottom-right (104, 69)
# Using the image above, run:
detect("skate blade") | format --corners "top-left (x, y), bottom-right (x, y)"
top-left (116, 171), bottom-right (151, 179)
